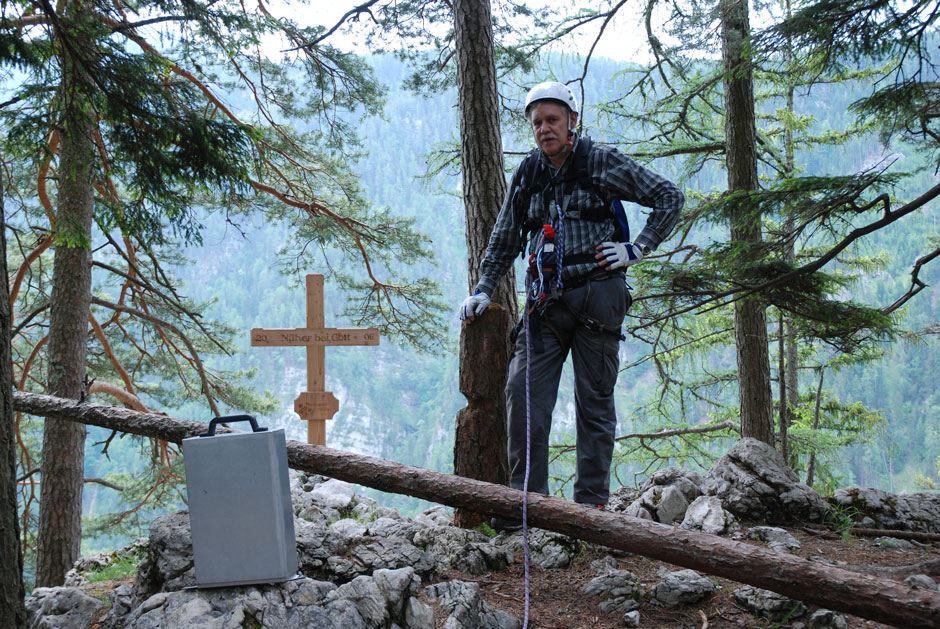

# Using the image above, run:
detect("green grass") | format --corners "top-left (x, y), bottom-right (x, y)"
top-left (85, 557), bottom-right (140, 583)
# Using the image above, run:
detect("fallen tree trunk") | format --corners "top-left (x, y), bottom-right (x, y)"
top-left (14, 391), bottom-right (940, 628)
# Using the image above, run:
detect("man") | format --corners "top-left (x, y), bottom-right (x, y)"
top-left (460, 81), bottom-right (684, 526)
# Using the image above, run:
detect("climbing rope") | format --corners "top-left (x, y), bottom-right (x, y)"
top-left (522, 302), bottom-right (532, 628)
top-left (554, 202), bottom-right (567, 290)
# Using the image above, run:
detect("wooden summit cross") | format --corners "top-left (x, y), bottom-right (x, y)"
top-left (250, 274), bottom-right (379, 445)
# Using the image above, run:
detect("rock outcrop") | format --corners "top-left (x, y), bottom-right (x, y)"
top-left (25, 450), bottom-right (940, 628)
top-left (703, 438), bottom-right (831, 523)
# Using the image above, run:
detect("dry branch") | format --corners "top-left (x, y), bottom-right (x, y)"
top-left (11, 391), bottom-right (940, 628)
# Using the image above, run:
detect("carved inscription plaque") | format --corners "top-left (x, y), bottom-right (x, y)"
top-left (294, 391), bottom-right (340, 419)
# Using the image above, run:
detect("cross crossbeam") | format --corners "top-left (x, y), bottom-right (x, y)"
top-left (250, 274), bottom-right (379, 445)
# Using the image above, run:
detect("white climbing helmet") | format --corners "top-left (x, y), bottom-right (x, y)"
top-left (524, 81), bottom-right (579, 117)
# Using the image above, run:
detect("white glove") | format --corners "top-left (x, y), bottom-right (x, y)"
top-left (597, 241), bottom-right (645, 270)
top-left (459, 291), bottom-right (491, 321)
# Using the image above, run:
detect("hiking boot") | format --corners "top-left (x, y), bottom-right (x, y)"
top-left (490, 516), bottom-right (523, 533)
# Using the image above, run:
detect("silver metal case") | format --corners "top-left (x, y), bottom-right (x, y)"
top-left (183, 420), bottom-right (297, 588)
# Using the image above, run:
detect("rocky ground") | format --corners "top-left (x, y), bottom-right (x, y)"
top-left (26, 439), bottom-right (940, 628)
top-left (449, 529), bottom-right (938, 628)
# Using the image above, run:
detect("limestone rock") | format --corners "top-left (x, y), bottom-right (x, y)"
top-left (703, 438), bottom-right (830, 523)
top-left (309, 478), bottom-right (357, 510)
top-left (829, 487), bottom-right (940, 534)
top-left (624, 485), bottom-right (689, 524)
top-left (746, 526), bottom-right (801, 553)
top-left (414, 505), bottom-right (453, 527)
top-left (639, 467), bottom-right (704, 503)
top-left (607, 486), bottom-right (640, 512)
top-left (26, 587), bottom-right (106, 629)
top-left (494, 528), bottom-right (580, 569)
top-left (651, 569), bottom-right (716, 607)
top-left (623, 610), bottom-right (641, 627)
top-left (680, 495), bottom-right (738, 535)
top-left (326, 536), bottom-right (436, 582)
top-left (582, 569), bottom-right (642, 614)
top-left (413, 526), bottom-right (512, 575)
top-left (423, 580), bottom-right (521, 629)
top-left (904, 574), bottom-right (939, 591)
top-left (131, 510), bottom-right (196, 601)
top-left (733, 585), bottom-right (807, 621)
top-left (807, 609), bottom-right (849, 628)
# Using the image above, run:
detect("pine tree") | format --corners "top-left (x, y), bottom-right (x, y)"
top-left (0, 164), bottom-right (27, 627)
top-left (451, 0), bottom-right (511, 527)
top-left (2, 0), bottom-right (443, 585)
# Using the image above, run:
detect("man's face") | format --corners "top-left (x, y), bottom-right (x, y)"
top-left (529, 101), bottom-right (576, 157)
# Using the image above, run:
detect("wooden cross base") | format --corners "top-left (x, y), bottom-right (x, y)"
top-left (250, 274), bottom-right (379, 445)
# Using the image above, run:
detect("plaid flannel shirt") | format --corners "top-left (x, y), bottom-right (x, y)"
top-left (474, 134), bottom-right (685, 297)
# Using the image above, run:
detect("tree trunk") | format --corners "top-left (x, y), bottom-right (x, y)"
top-left (12, 391), bottom-right (940, 628)
top-left (781, 13), bottom-right (799, 464)
top-left (454, 304), bottom-right (510, 527)
top-left (35, 31), bottom-right (96, 586)
top-left (0, 166), bottom-right (27, 626)
top-left (720, 0), bottom-right (774, 446)
top-left (452, 0), bottom-right (512, 526)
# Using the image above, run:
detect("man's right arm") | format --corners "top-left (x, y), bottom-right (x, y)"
top-left (473, 166), bottom-right (526, 297)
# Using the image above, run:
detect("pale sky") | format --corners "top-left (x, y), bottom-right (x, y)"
top-left (313, 1), bottom-right (650, 63)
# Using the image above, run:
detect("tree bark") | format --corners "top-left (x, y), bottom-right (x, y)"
top-left (35, 22), bottom-right (96, 586)
top-left (1, 165), bottom-right (27, 626)
top-left (12, 391), bottom-right (940, 628)
top-left (452, 0), bottom-right (512, 526)
top-left (454, 303), bottom-right (510, 527)
top-left (720, 0), bottom-right (774, 446)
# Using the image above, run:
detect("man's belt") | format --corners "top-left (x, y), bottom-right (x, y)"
top-left (563, 266), bottom-right (626, 290)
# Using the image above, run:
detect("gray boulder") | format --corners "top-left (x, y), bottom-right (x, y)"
top-left (414, 505), bottom-right (453, 527)
top-left (494, 528), bottom-right (580, 569)
top-left (423, 580), bottom-right (521, 629)
top-left (101, 568), bottom-right (426, 629)
top-left (131, 511), bottom-right (196, 601)
top-left (703, 438), bottom-right (830, 523)
top-left (904, 574), bottom-right (939, 591)
top-left (650, 569), bottom-right (716, 607)
top-left (733, 585), bottom-right (807, 621)
top-left (582, 569), bottom-right (642, 614)
top-left (639, 467), bottom-right (704, 503)
top-left (829, 487), bottom-right (940, 533)
top-left (309, 478), bottom-right (357, 510)
top-left (412, 526), bottom-right (513, 575)
top-left (326, 536), bottom-right (436, 582)
top-left (628, 485), bottom-right (690, 524)
top-left (807, 609), bottom-right (849, 628)
top-left (680, 495), bottom-right (738, 535)
top-left (614, 467), bottom-right (704, 524)
top-left (746, 526), bottom-right (801, 553)
top-left (26, 587), bottom-right (105, 629)
top-left (874, 536), bottom-right (917, 550)
top-left (607, 486), bottom-right (640, 512)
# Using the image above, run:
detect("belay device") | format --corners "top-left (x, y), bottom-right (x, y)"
top-left (182, 415), bottom-right (298, 588)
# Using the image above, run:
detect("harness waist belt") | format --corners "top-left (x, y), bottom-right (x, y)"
top-left (563, 267), bottom-right (626, 289)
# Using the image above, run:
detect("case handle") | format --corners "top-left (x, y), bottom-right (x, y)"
top-left (201, 414), bottom-right (268, 437)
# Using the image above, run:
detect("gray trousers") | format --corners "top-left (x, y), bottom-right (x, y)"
top-left (506, 275), bottom-right (630, 505)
